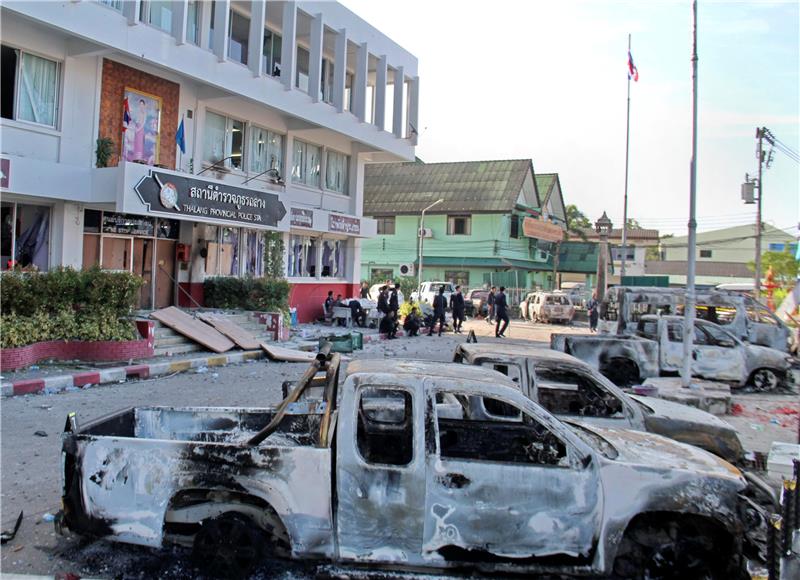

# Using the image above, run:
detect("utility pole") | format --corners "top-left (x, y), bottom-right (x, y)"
top-left (621, 33), bottom-right (633, 280)
top-left (755, 127), bottom-right (764, 301)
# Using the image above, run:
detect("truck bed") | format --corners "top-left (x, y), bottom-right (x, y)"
top-left (550, 333), bottom-right (660, 379)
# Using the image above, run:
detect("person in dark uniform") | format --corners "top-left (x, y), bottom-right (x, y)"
top-left (377, 286), bottom-right (389, 316)
top-left (450, 285), bottom-right (465, 334)
top-left (324, 291), bottom-right (335, 318)
top-left (380, 310), bottom-right (398, 339)
top-left (428, 286), bottom-right (448, 336)
top-left (403, 300), bottom-right (422, 337)
top-left (348, 299), bottom-right (367, 327)
top-left (495, 286), bottom-right (510, 338)
top-left (487, 286), bottom-right (497, 323)
top-left (389, 283), bottom-right (400, 316)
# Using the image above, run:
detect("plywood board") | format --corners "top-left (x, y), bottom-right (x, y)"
top-left (198, 313), bottom-right (261, 350)
top-left (261, 342), bottom-right (317, 363)
top-left (151, 307), bottom-right (235, 353)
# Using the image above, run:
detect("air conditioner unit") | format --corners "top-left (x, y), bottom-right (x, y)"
top-left (398, 263), bottom-right (415, 276)
top-left (418, 227), bottom-right (433, 238)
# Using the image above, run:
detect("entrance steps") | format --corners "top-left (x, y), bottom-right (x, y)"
top-left (148, 311), bottom-right (274, 357)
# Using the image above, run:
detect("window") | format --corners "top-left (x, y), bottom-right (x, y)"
top-left (1, 202), bottom-right (50, 271)
top-left (145, 1), bottom-right (173, 31)
top-left (186, 1), bottom-right (200, 44)
top-left (344, 72), bottom-right (353, 112)
top-left (612, 247), bottom-right (635, 261)
top-left (325, 150), bottom-right (349, 194)
top-left (447, 215), bottom-right (471, 236)
top-left (321, 238), bottom-right (347, 277)
top-left (535, 367), bottom-right (623, 418)
top-left (357, 387), bottom-right (414, 466)
top-left (510, 215), bottom-right (520, 239)
top-left (745, 299), bottom-right (780, 326)
top-left (445, 270), bottom-right (469, 287)
top-left (263, 30), bottom-right (282, 76)
top-left (376, 216), bottom-right (395, 235)
top-left (371, 268), bottom-right (394, 281)
top-left (699, 249), bottom-right (712, 258)
top-left (701, 323), bottom-right (736, 347)
top-left (435, 392), bottom-right (567, 466)
top-left (296, 46), bottom-right (309, 92)
top-left (667, 322), bottom-right (683, 342)
top-left (248, 126), bottom-right (284, 177)
top-left (242, 229), bottom-right (265, 277)
top-left (97, 0), bottom-right (122, 10)
top-left (291, 139), bottom-right (320, 188)
top-left (203, 111), bottom-right (244, 170)
top-left (228, 9), bottom-right (249, 65)
top-left (321, 58), bottom-right (335, 104)
top-left (287, 234), bottom-right (317, 277)
top-left (1, 46), bottom-right (60, 128)
top-left (203, 226), bottom-right (240, 276)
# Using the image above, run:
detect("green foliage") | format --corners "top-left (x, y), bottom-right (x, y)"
top-left (565, 204), bottom-right (591, 241)
top-left (96, 137), bottom-right (114, 168)
top-left (747, 249), bottom-right (798, 285)
top-left (204, 277), bottom-right (290, 313)
top-left (0, 268), bottom-right (143, 348)
top-left (263, 232), bottom-right (285, 279)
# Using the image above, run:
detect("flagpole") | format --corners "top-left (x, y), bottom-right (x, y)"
top-left (621, 33), bottom-right (632, 280)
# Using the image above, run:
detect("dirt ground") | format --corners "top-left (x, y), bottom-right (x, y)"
top-left (0, 317), bottom-right (797, 578)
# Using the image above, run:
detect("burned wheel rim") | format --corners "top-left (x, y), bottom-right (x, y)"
top-left (193, 513), bottom-right (263, 579)
top-left (751, 368), bottom-right (779, 392)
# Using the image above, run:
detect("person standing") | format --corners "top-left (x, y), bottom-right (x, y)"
top-left (359, 281), bottom-right (370, 299)
top-left (389, 283), bottom-right (400, 316)
top-left (450, 285), bottom-right (465, 334)
top-left (324, 291), bottom-right (335, 317)
top-left (487, 286), bottom-right (497, 323)
top-left (377, 286), bottom-right (390, 316)
top-left (586, 289), bottom-right (599, 333)
top-left (428, 286), bottom-right (448, 336)
top-left (494, 286), bottom-right (510, 338)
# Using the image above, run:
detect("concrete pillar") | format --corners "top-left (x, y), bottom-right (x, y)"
top-left (392, 66), bottom-right (404, 138)
top-left (248, 0), bottom-right (266, 77)
top-left (171, 0), bottom-right (188, 45)
top-left (408, 75), bottom-right (419, 144)
top-left (353, 42), bottom-right (368, 122)
top-left (52, 202), bottom-right (83, 269)
top-left (123, 0), bottom-right (141, 26)
top-left (199, 0), bottom-right (213, 50)
top-left (374, 55), bottom-right (387, 129)
top-left (308, 13), bottom-right (324, 102)
top-left (280, 1), bottom-right (297, 91)
top-left (333, 28), bottom-right (347, 112)
top-left (212, 0), bottom-right (231, 63)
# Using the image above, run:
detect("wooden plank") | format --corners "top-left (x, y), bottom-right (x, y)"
top-left (261, 342), bottom-right (317, 363)
top-left (151, 307), bottom-right (235, 353)
top-left (197, 313), bottom-right (261, 350)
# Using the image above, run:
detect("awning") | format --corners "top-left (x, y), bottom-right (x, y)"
top-left (414, 256), bottom-right (553, 271)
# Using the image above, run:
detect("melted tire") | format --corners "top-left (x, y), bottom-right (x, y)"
top-left (192, 513), bottom-right (265, 579)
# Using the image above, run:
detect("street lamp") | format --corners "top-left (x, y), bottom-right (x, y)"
top-left (595, 211), bottom-right (613, 302)
top-left (418, 198), bottom-right (444, 294)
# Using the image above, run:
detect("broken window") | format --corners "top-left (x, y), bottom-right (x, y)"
top-left (745, 299), bottom-right (780, 326)
top-left (535, 367), bottom-right (624, 418)
top-left (435, 392), bottom-right (567, 466)
top-left (479, 361), bottom-right (522, 384)
top-left (701, 323), bottom-right (737, 347)
top-left (667, 322), bottom-right (683, 342)
top-left (357, 387), bottom-right (413, 466)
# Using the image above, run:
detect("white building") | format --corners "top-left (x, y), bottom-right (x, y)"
top-left (0, 0), bottom-right (418, 322)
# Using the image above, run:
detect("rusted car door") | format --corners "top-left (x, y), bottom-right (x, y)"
top-left (336, 380), bottom-right (426, 564)
top-left (422, 386), bottom-right (601, 563)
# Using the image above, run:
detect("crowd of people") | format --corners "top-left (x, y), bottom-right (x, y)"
top-left (321, 282), bottom-right (515, 340)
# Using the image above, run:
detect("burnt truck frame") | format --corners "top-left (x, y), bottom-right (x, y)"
top-left (60, 355), bottom-right (764, 578)
top-left (552, 315), bottom-right (796, 391)
top-left (597, 286), bottom-right (791, 352)
top-left (453, 343), bottom-right (746, 464)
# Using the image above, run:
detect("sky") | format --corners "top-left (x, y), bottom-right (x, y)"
top-left (342, 0), bottom-right (800, 237)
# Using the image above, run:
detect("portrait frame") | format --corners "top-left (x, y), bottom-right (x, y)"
top-left (122, 87), bottom-right (162, 166)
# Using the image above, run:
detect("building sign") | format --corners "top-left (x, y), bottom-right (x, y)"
top-left (0, 158), bottom-right (9, 188)
top-left (523, 217), bottom-right (564, 243)
top-left (134, 170), bottom-right (286, 227)
top-left (329, 214), bottom-right (360, 235)
top-left (102, 212), bottom-right (155, 236)
top-left (290, 207), bottom-right (314, 228)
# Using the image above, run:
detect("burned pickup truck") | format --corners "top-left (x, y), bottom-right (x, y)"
top-left (59, 354), bottom-right (764, 578)
top-left (552, 314), bottom-right (796, 390)
top-left (454, 342), bottom-right (745, 464)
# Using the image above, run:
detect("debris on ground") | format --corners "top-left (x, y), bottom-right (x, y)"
top-left (33, 430), bottom-right (48, 437)
top-left (0, 511), bottom-right (23, 544)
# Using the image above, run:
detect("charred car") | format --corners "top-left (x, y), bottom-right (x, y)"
top-left (552, 314), bottom-right (797, 390)
top-left (520, 291), bottom-right (575, 324)
top-left (59, 355), bottom-right (764, 578)
top-left (453, 342), bottom-right (745, 464)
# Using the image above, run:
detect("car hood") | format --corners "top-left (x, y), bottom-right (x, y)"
top-left (745, 344), bottom-right (791, 369)
top-left (569, 421), bottom-right (744, 482)
top-left (629, 395), bottom-right (733, 429)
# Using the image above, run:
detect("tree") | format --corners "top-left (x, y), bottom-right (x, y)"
top-left (626, 218), bottom-right (642, 229)
top-left (747, 248), bottom-right (798, 285)
top-left (565, 204), bottom-right (591, 241)
top-left (646, 233), bottom-right (671, 261)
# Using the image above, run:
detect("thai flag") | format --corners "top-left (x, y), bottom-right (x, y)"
top-left (122, 97), bottom-right (131, 131)
top-left (628, 51), bottom-right (639, 82)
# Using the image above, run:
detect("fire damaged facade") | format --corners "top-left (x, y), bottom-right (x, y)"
top-left (59, 356), bottom-right (767, 578)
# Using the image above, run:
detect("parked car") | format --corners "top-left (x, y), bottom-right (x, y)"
top-left (58, 356), bottom-right (764, 578)
top-left (560, 283), bottom-right (587, 309)
top-left (410, 281), bottom-right (454, 305)
top-left (598, 286), bottom-right (791, 352)
top-left (552, 314), bottom-right (797, 390)
top-left (521, 291), bottom-right (575, 324)
top-left (465, 288), bottom-right (490, 317)
top-left (453, 343), bottom-right (745, 464)
top-left (368, 283), bottom-right (404, 304)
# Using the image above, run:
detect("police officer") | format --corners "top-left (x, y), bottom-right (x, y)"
top-left (494, 286), bottom-right (510, 338)
top-left (428, 286), bottom-right (448, 337)
top-left (450, 285), bottom-right (465, 334)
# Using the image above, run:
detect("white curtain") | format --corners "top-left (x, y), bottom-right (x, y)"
top-left (18, 53), bottom-right (58, 127)
top-left (268, 132), bottom-right (283, 176)
top-left (203, 112), bottom-right (226, 164)
top-left (249, 127), bottom-right (269, 174)
top-left (305, 143), bottom-right (320, 187)
top-left (325, 151), bottom-right (348, 194)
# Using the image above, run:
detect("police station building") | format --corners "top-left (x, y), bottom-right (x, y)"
top-left (1, 1), bottom-right (419, 321)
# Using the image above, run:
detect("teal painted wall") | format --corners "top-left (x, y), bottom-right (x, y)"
top-left (361, 213), bottom-right (554, 290)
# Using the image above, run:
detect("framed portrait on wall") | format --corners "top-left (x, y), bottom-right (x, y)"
top-left (122, 88), bottom-right (162, 166)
